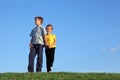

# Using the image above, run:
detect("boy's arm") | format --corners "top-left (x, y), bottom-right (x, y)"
top-left (29, 37), bottom-right (33, 48)
top-left (43, 35), bottom-right (48, 46)
top-left (43, 27), bottom-right (47, 46)
top-left (29, 29), bottom-right (34, 48)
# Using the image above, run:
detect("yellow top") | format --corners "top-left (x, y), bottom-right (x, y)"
top-left (45, 34), bottom-right (56, 48)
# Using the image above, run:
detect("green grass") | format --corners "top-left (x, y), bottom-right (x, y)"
top-left (0, 72), bottom-right (120, 80)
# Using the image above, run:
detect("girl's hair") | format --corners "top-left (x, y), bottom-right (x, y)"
top-left (46, 24), bottom-right (53, 30)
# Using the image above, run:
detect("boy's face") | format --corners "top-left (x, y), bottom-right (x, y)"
top-left (46, 26), bottom-right (52, 33)
top-left (35, 18), bottom-right (42, 26)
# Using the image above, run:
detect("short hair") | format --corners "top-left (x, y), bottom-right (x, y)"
top-left (35, 16), bottom-right (44, 24)
top-left (46, 24), bottom-right (53, 30)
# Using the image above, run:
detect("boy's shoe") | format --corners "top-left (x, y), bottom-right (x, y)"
top-left (36, 71), bottom-right (41, 72)
top-left (36, 68), bottom-right (42, 72)
top-left (28, 71), bottom-right (34, 73)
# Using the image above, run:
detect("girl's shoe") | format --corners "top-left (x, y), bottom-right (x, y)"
top-left (47, 67), bottom-right (52, 72)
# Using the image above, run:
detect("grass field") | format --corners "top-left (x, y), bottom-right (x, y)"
top-left (0, 72), bottom-right (120, 80)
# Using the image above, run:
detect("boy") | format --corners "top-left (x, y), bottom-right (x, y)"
top-left (28, 16), bottom-right (46, 72)
top-left (45, 24), bottom-right (56, 72)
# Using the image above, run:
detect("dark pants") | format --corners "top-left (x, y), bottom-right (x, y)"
top-left (45, 47), bottom-right (55, 72)
top-left (28, 44), bottom-right (43, 72)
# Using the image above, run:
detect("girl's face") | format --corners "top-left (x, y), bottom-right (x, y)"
top-left (46, 26), bottom-right (53, 34)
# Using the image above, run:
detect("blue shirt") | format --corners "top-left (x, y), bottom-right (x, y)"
top-left (30, 25), bottom-right (46, 45)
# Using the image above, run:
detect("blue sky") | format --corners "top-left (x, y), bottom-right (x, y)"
top-left (0, 0), bottom-right (120, 73)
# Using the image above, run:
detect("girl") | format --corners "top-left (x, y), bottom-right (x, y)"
top-left (45, 24), bottom-right (56, 72)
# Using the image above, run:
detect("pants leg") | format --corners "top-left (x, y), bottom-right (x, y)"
top-left (45, 48), bottom-right (51, 72)
top-left (36, 44), bottom-right (43, 72)
top-left (28, 46), bottom-right (36, 72)
top-left (50, 48), bottom-right (55, 67)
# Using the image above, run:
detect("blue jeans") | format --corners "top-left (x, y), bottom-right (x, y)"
top-left (28, 44), bottom-right (43, 72)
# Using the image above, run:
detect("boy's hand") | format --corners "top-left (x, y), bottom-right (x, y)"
top-left (29, 43), bottom-right (33, 48)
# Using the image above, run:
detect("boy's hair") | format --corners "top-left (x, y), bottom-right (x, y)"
top-left (46, 24), bottom-right (53, 30)
top-left (35, 16), bottom-right (44, 24)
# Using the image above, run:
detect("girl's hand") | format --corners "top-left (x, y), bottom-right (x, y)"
top-left (49, 44), bottom-right (54, 48)
top-left (48, 45), bottom-right (52, 48)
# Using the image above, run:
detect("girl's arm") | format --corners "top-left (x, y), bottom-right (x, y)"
top-left (50, 36), bottom-right (56, 48)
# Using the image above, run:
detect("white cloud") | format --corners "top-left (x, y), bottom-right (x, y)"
top-left (102, 44), bottom-right (120, 53)
top-left (109, 47), bottom-right (118, 52)
top-left (118, 45), bottom-right (120, 48)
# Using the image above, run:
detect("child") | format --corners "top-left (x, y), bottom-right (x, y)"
top-left (45, 24), bottom-right (56, 72)
top-left (28, 16), bottom-right (46, 72)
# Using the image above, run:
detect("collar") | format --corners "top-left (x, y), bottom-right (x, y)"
top-left (36, 25), bottom-right (42, 27)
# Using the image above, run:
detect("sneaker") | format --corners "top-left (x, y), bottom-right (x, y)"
top-left (47, 67), bottom-right (52, 72)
